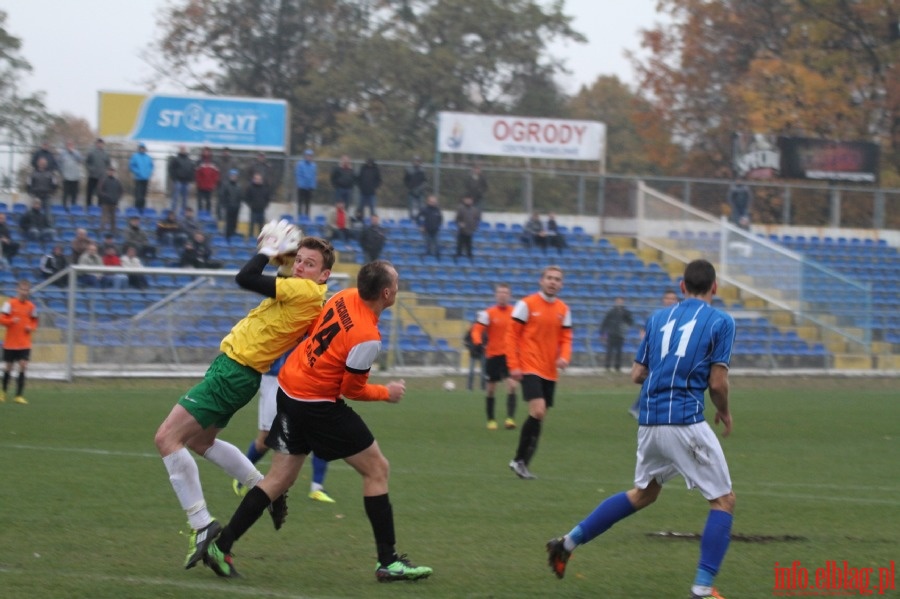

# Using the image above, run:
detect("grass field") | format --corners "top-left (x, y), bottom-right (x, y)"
top-left (0, 374), bottom-right (897, 598)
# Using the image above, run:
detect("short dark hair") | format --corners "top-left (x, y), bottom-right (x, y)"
top-left (299, 236), bottom-right (336, 270)
top-left (357, 260), bottom-right (395, 301)
top-left (683, 259), bottom-right (716, 295)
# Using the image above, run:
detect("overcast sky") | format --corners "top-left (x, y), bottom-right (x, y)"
top-left (5, 0), bottom-right (666, 129)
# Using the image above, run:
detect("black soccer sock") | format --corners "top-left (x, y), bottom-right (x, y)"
top-left (506, 392), bottom-right (517, 419)
top-left (485, 395), bottom-right (495, 420)
top-left (514, 416), bottom-right (542, 464)
top-left (364, 494), bottom-right (397, 565)
top-left (2, 370), bottom-right (9, 392)
top-left (16, 371), bottom-right (25, 396)
top-left (217, 486), bottom-right (271, 553)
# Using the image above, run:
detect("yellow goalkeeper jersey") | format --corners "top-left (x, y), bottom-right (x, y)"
top-left (220, 277), bottom-right (327, 373)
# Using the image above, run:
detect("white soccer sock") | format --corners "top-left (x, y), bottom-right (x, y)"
top-left (311, 482), bottom-right (323, 493)
top-left (162, 448), bottom-right (211, 530)
top-left (203, 439), bottom-right (264, 489)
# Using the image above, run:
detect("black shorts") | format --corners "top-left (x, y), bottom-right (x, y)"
top-left (266, 388), bottom-right (376, 461)
top-left (484, 355), bottom-right (509, 382)
top-left (520, 374), bottom-right (556, 408)
top-left (3, 348), bottom-right (30, 363)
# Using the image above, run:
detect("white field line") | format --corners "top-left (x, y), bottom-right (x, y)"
top-left (2, 443), bottom-right (898, 506)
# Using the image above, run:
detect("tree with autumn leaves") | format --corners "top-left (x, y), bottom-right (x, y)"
top-left (628, 0), bottom-right (899, 224)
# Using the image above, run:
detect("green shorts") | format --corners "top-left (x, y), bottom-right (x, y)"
top-left (178, 353), bottom-right (262, 429)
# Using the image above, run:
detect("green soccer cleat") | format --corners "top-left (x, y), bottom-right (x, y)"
top-left (202, 542), bottom-right (240, 578)
top-left (375, 554), bottom-right (433, 582)
top-left (546, 537), bottom-right (571, 579)
top-left (308, 489), bottom-right (336, 503)
top-left (487, 420), bottom-right (498, 430)
top-left (231, 478), bottom-right (248, 497)
top-left (504, 418), bottom-right (516, 430)
top-left (184, 520), bottom-right (222, 570)
top-left (14, 396), bottom-right (27, 405)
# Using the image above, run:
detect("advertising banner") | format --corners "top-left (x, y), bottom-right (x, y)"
top-left (732, 132), bottom-right (780, 179)
top-left (98, 92), bottom-right (288, 151)
top-left (437, 111), bottom-right (605, 161)
top-left (778, 137), bottom-right (880, 183)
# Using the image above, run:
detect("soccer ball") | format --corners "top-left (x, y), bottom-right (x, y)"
top-left (442, 380), bottom-right (456, 391)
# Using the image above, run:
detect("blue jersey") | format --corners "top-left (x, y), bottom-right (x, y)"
top-left (265, 349), bottom-right (291, 377)
top-left (633, 298), bottom-right (735, 426)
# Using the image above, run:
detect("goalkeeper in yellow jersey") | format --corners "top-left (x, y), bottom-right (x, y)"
top-left (154, 219), bottom-right (335, 571)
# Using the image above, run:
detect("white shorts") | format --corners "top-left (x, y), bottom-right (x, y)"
top-left (257, 374), bottom-right (278, 432)
top-left (634, 422), bottom-right (732, 500)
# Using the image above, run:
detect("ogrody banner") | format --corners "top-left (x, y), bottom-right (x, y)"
top-left (438, 111), bottom-right (605, 161)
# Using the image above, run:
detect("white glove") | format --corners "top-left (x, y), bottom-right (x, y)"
top-left (257, 219), bottom-right (302, 257)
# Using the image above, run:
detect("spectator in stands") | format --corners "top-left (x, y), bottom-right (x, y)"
top-left (84, 138), bottom-right (110, 208)
top-left (521, 212), bottom-right (547, 252)
top-left (464, 163), bottom-right (488, 208)
top-left (215, 147), bottom-right (235, 221)
top-left (77, 242), bottom-right (104, 287)
top-left (219, 168), bottom-right (243, 243)
top-left (168, 145), bottom-right (195, 214)
top-left (356, 157), bottom-right (382, 217)
top-left (294, 148), bottom-right (317, 218)
top-left (128, 142), bottom-right (154, 214)
top-left (403, 156), bottom-right (427, 219)
top-left (59, 140), bottom-right (82, 210)
top-left (0, 213), bottom-right (21, 266)
top-left (359, 213), bottom-right (387, 262)
top-left (330, 154), bottom-right (355, 207)
top-left (100, 233), bottom-right (119, 256)
top-left (30, 140), bottom-right (59, 172)
top-left (120, 245), bottom-right (149, 290)
top-left (454, 196), bottom-right (480, 264)
top-left (28, 157), bottom-right (58, 204)
top-left (19, 198), bottom-right (57, 245)
top-left (324, 200), bottom-right (351, 243)
top-left (349, 208), bottom-right (366, 242)
top-left (179, 206), bottom-right (202, 241)
top-left (545, 212), bottom-right (567, 254)
top-left (156, 210), bottom-right (184, 247)
top-left (101, 245), bottom-right (129, 289)
top-left (195, 146), bottom-right (220, 214)
top-left (416, 194), bottom-right (443, 261)
top-left (727, 179), bottom-right (752, 230)
top-left (600, 296), bottom-right (635, 373)
top-left (40, 244), bottom-right (69, 287)
top-left (97, 165), bottom-right (124, 235)
top-left (244, 172), bottom-right (270, 239)
top-left (246, 151), bottom-right (272, 186)
top-left (179, 231), bottom-right (223, 269)
top-left (70, 228), bottom-right (93, 264)
top-left (123, 215), bottom-right (156, 261)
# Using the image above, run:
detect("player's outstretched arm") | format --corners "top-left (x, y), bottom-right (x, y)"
top-left (235, 253), bottom-right (277, 298)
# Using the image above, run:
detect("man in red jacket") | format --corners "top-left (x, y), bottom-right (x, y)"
top-left (195, 147), bottom-right (220, 214)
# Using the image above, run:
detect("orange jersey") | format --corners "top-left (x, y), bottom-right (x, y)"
top-left (278, 288), bottom-right (390, 403)
top-left (472, 304), bottom-right (514, 358)
top-left (505, 292), bottom-right (572, 381)
top-left (0, 298), bottom-right (39, 350)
